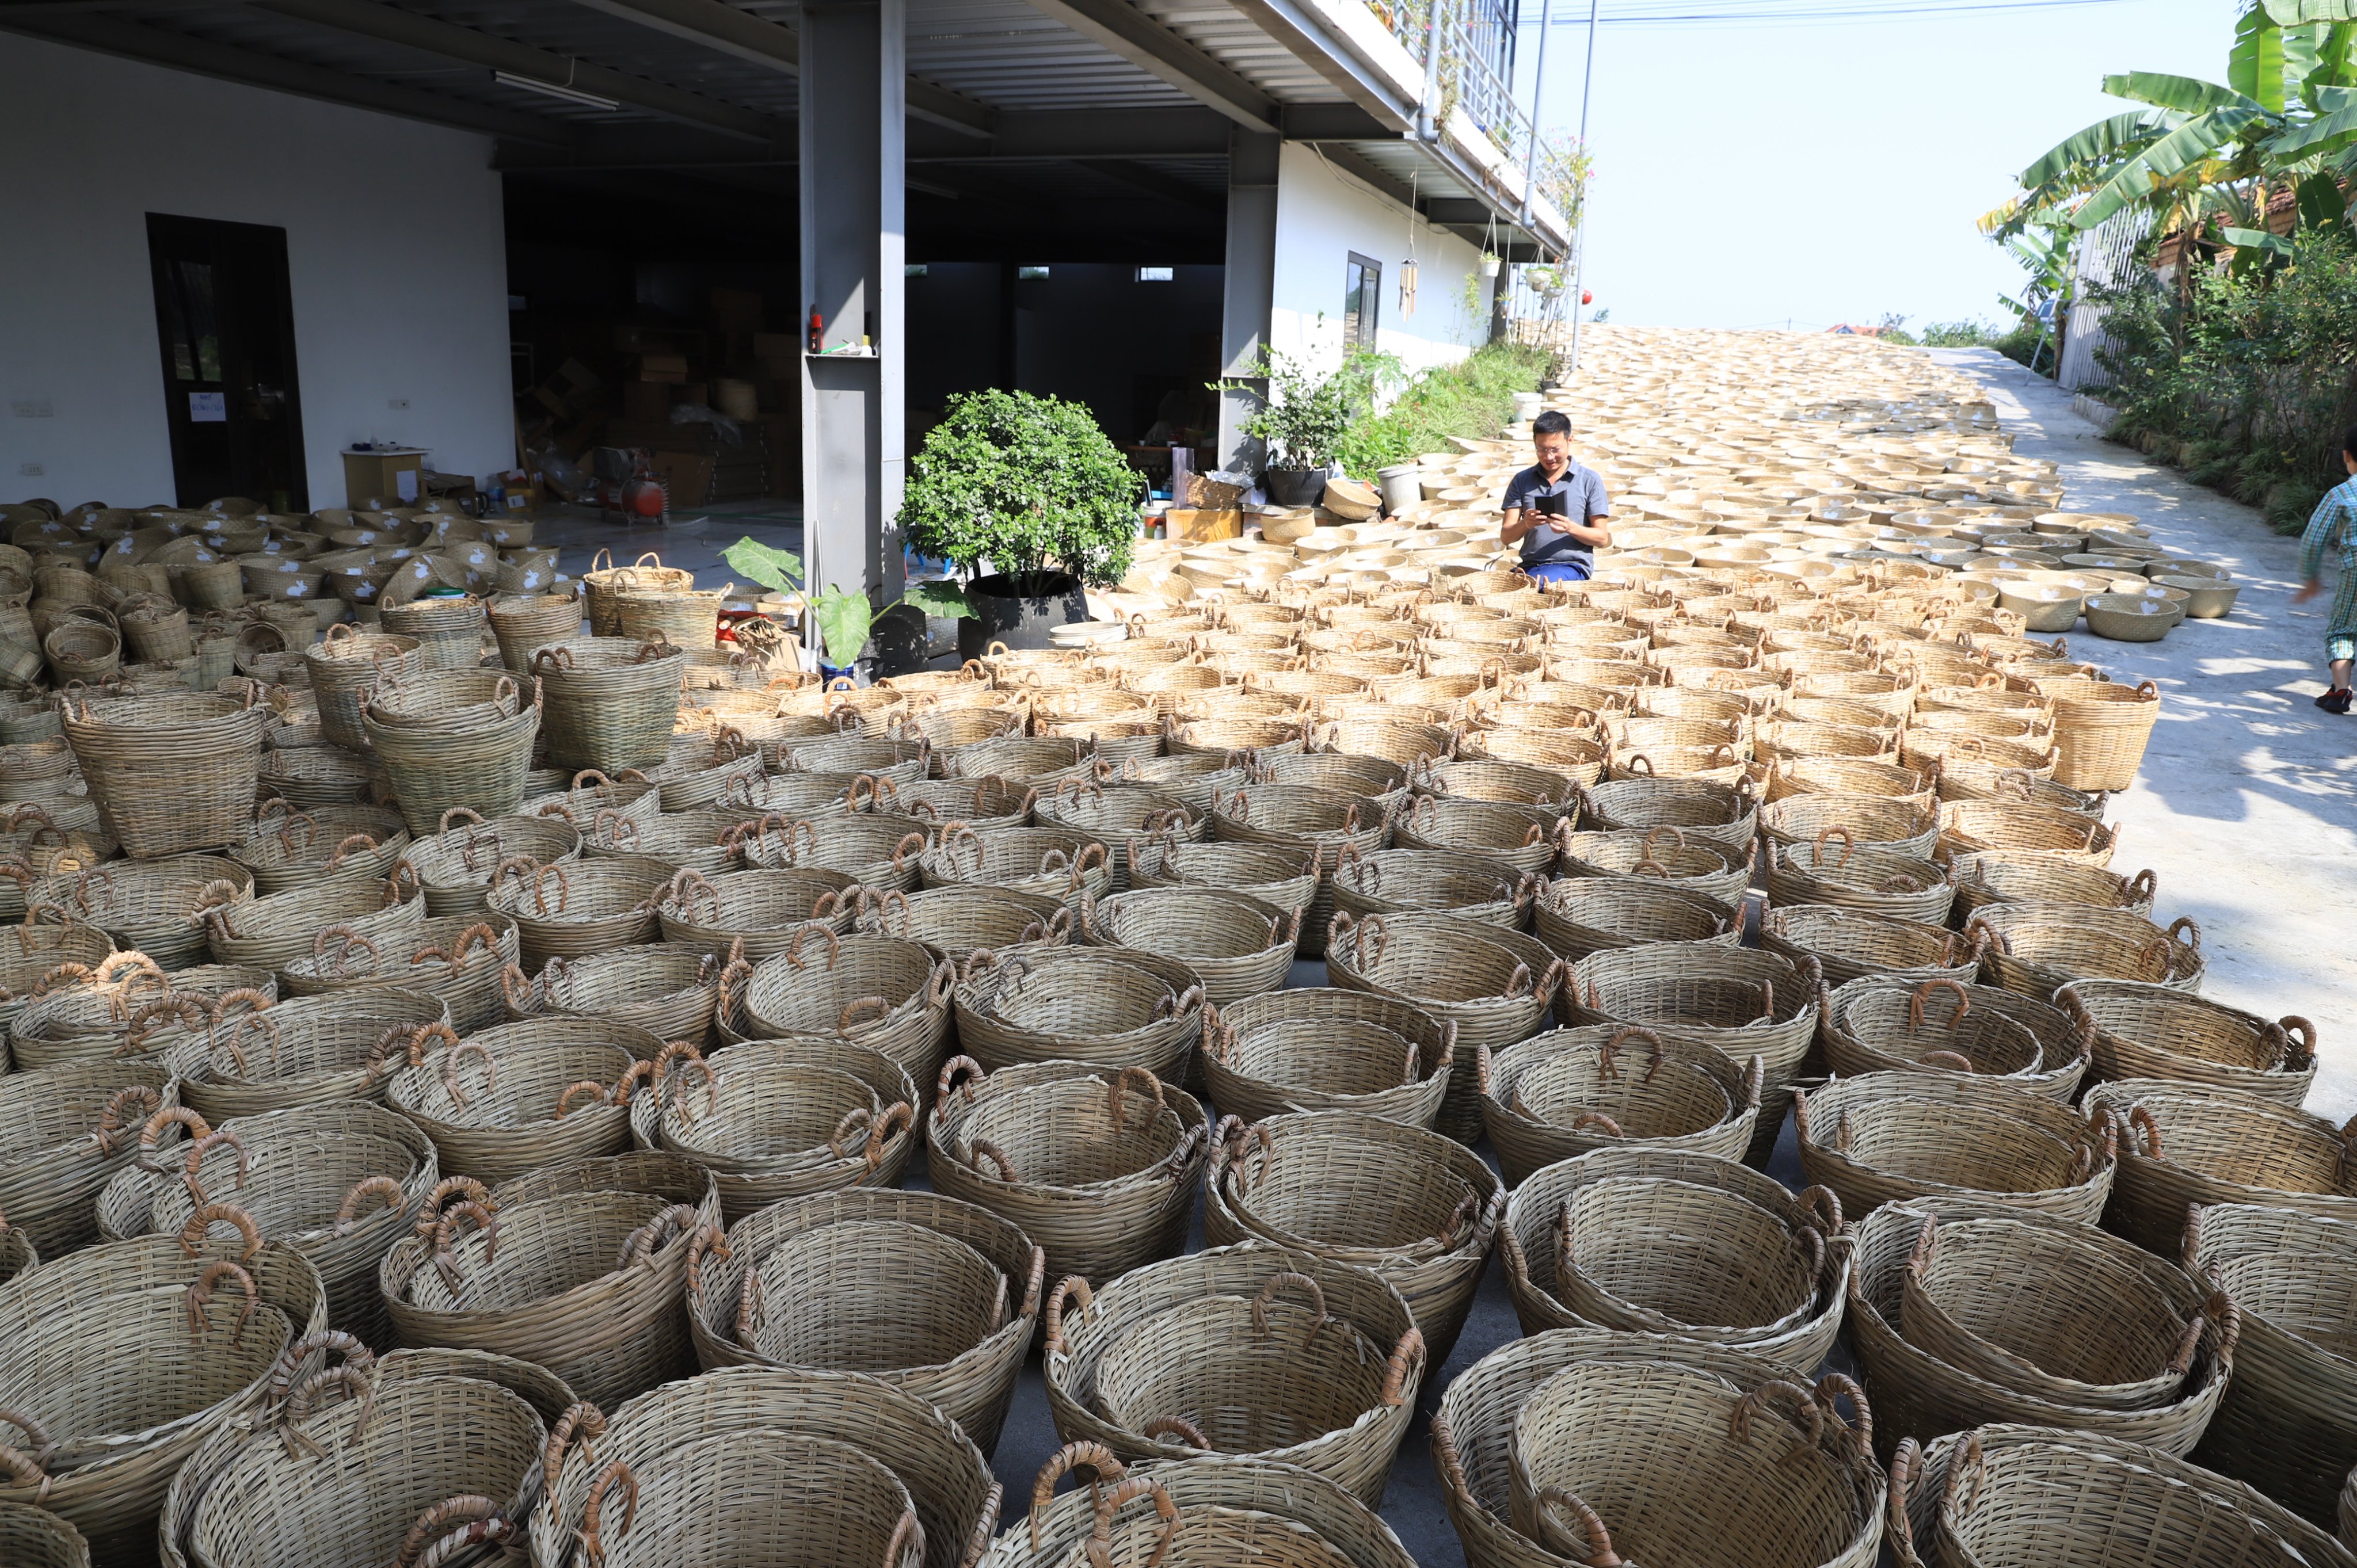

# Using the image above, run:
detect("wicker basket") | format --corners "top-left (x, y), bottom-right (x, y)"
top-left (531, 637), bottom-right (687, 773)
top-left (2043, 676), bottom-right (2161, 791)
top-left (1574, 774), bottom-right (1756, 854)
top-left (951, 944), bottom-right (1202, 1080)
top-left (485, 853), bottom-right (671, 971)
top-left (1847, 1196), bottom-right (2232, 1459)
top-left (1495, 1144), bottom-right (1847, 1367)
top-left (378, 594), bottom-right (488, 672)
top-left (0, 1501), bottom-right (85, 1568)
top-left (851, 883), bottom-right (1069, 968)
top-left (229, 806), bottom-right (411, 895)
top-left (0, 1058), bottom-right (178, 1254)
top-left (581, 550), bottom-right (691, 637)
top-left (485, 590), bottom-right (582, 672)
top-left (1764, 834), bottom-right (1954, 924)
top-left (394, 809), bottom-right (585, 921)
top-left (503, 941), bottom-right (719, 1046)
top-left (161, 986), bottom-right (451, 1123)
top-left (611, 578), bottom-right (731, 649)
top-left (1208, 785), bottom-right (1389, 957)
top-left (6, 959), bottom-right (268, 1072)
top-left (58, 690), bottom-right (270, 857)
top-left (928, 1058), bottom-right (1208, 1288)
top-left (652, 865), bottom-right (858, 962)
top-left (1389, 795), bottom-right (1560, 878)
top-left (1970, 906), bottom-right (2202, 997)
top-left (732, 928), bottom-right (953, 1086)
top-left (1126, 835), bottom-right (1321, 921)
top-left (1938, 796), bottom-right (2118, 867)
top-left (1817, 972), bottom-right (2063, 1087)
top-left (1327, 846), bottom-right (1529, 932)
top-left (1042, 1243), bottom-right (1425, 1508)
top-left (96, 1098), bottom-right (435, 1348)
top-left (1554, 824), bottom-right (1754, 906)
top-left (197, 871), bottom-right (424, 972)
top-left (1946, 850), bottom-right (2154, 925)
top-left (362, 674), bottom-right (542, 833)
top-left (2059, 978), bottom-right (2314, 1104)
top-left (738, 814), bottom-right (934, 892)
top-left (385, 1014), bottom-right (653, 1183)
top-left (1760, 793), bottom-right (1939, 859)
top-left (1198, 987), bottom-right (1454, 1130)
top-left (1080, 886), bottom-right (1294, 1006)
top-left (2082, 1078), bottom-right (2357, 1252)
top-left (869, 773), bottom-right (1034, 833)
top-left (516, 768), bottom-right (664, 831)
top-left (1479, 1024), bottom-right (1762, 1184)
top-left (301, 625), bottom-right (424, 750)
top-left (1533, 878), bottom-right (1741, 960)
top-left (1203, 1108), bottom-right (1501, 1365)
top-left (276, 914), bottom-right (517, 1031)
top-left (1760, 905), bottom-right (1977, 987)
top-left (685, 1187), bottom-right (1041, 1457)
top-left (1002, 1447), bottom-right (1417, 1568)
top-left (1794, 1070), bottom-right (2116, 1223)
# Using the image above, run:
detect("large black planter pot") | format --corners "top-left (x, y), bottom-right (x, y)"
top-left (869, 603), bottom-right (933, 677)
top-left (1263, 467), bottom-right (1327, 507)
top-left (957, 571), bottom-right (1086, 658)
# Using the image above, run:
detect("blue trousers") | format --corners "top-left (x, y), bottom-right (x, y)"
top-left (1524, 559), bottom-right (1593, 584)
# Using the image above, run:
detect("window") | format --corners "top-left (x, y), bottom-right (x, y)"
top-left (904, 264), bottom-right (928, 278)
top-left (1017, 265), bottom-right (1050, 280)
top-left (1343, 253), bottom-right (1381, 349)
top-left (1136, 266), bottom-right (1174, 282)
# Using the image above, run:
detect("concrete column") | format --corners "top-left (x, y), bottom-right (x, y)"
top-left (1216, 127), bottom-right (1280, 475)
top-left (799, 0), bottom-right (905, 608)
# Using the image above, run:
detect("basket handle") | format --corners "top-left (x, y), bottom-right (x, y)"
top-left (1887, 1439), bottom-right (1926, 1568)
top-left (136, 1105), bottom-right (212, 1172)
top-left (410, 1176), bottom-right (495, 1241)
top-left (938, 1055), bottom-right (985, 1103)
top-left (1532, 1491), bottom-right (1624, 1568)
top-left (1045, 1275), bottom-right (1091, 1352)
top-left (184, 1258), bottom-right (260, 1348)
top-left (580, 1458), bottom-right (639, 1568)
top-left (1027, 1443), bottom-right (1127, 1548)
top-left (837, 995), bottom-right (891, 1035)
top-left (334, 1174), bottom-right (404, 1235)
top-left (684, 1223), bottom-right (733, 1318)
top-left (1083, 1478), bottom-right (1177, 1568)
top-left (439, 1041), bottom-right (496, 1109)
top-left (430, 1200), bottom-right (500, 1298)
top-left (966, 1138), bottom-right (1018, 1183)
top-left (1600, 1025), bottom-right (1665, 1085)
top-left (2126, 1102), bottom-right (2163, 1157)
top-left (540, 1401), bottom-right (608, 1489)
top-left (1379, 1325), bottom-right (1427, 1407)
top-left (391, 1498), bottom-right (511, 1568)
top-left (863, 1104), bottom-right (912, 1174)
top-left (1107, 1067), bottom-right (1164, 1132)
top-left (1139, 1416), bottom-right (1208, 1451)
top-left (1250, 1270), bottom-right (1328, 1341)
top-left (178, 1199), bottom-right (264, 1262)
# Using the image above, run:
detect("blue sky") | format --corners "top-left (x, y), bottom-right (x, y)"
top-left (1513, 0), bottom-right (2229, 329)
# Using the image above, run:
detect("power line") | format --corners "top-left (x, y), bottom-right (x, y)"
top-left (1529, 0), bottom-right (2145, 28)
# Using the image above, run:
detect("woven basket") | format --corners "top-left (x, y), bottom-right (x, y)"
top-left (918, 823), bottom-right (1111, 910)
top-left (531, 1364), bottom-right (999, 1568)
top-left (939, 734), bottom-right (1096, 789)
top-left (1081, 886), bottom-right (1294, 1006)
top-left (1328, 845), bottom-right (1529, 931)
top-left (2043, 676), bottom-right (2161, 791)
top-left (1208, 785), bottom-right (1388, 957)
top-left (1847, 1196), bottom-right (2233, 1460)
top-left (1533, 878), bottom-right (1740, 960)
top-left (1431, 1328), bottom-right (1821, 1568)
top-left (581, 1428), bottom-right (928, 1568)
top-left (611, 578), bottom-right (731, 649)
top-left (1324, 910), bottom-right (1559, 1062)
top-left (1388, 795), bottom-right (1559, 878)
top-left (928, 1058), bottom-right (1208, 1288)
top-left (581, 550), bottom-right (690, 638)
top-left (1503, 1358), bottom-right (1883, 1568)
top-left (531, 637), bottom-right (686, 773)
top-left (1970, 906), bottom-right (2201, 997)
top-left (852, 883), bottom-right (1069, 968)
top-left (362, 674), bottom-right (542, 833)
top-left (1818, 973), bottom-right (2057, 1085)
top-left (485, 854), bottom-right (671, 971)
top-left (653, 865), bottom-right (858, 962)
top-left (1946, 850), bottom-right (2154, 925)
top-left (6, 959), bottom-right (268, 1073)
top-left (1761, 905), bottom-right (1977, 987)
top-left (1574, 774), bottom-right (1756, 854)
top-left (1204, 1108), bottom-right (1501, 1365)
top-left (97, 1098), bottom-right (435, 1348)
top-left (2082, 1078), bottom-right (2357, 1252)
top-left (277, 914), bottom-right (516, 1031)
top-left (0, 1229), bottom-right (326, 1566)
top-left (645, 727), bottom-right (767, 811)
top-left (58, 690), bottom-right (270, 857)
top-left (378, 594), bottom-right (487, 672)
top-left (160, 987), bottom-right (450, 1123)
top-left (685, 1186), bottom-right (1041, 1458)
top-left (0, 1058), bottom-right (178, 1254)
top-left (869, 773), bottom-right (1034, 833)
top-left (516, 768), bottom-right (664, 831)
top-left (0, 1501), bottom-right (85, 1568)
top-left (2060, 979), bottom-right (2314, 1104)
top-left (1794, 1070), bottom-right (2116, 1223)
top-left (505, 942), bottom-right (720, 1046)
top-left (1126, 835), bottom-right (1320, 922)
top-left (1480, 1024), bottom-right (1762, 1184)
top-left (486, 590), bottom-right (582, 672)
top-left (1042, 1242), bottom-right (1425, 1508)
top-left (951, 944), bottom-right (1202, 1079)
top-left (230, 806), bottom-right (411, 895)
top-left (1938, 797), bottom-right (2118, 867)
top-left (380, 1185), bottom-right (716, 1409)
top-left (1003, 1447), bottom-right (1417, 1568)
top-left (732, 928), bottom-right (952, 1087)
top-left (1764, 834), bottom-right (1954, 924)
top-left (738, 815), bottom-right (934, 893)
top-left (386, 1015), bottom-right (653, 1183)
top-left (300, 625), bottom-right (424, 750)
top-left (197, 871), bottom-right (424, 972)
top-left (1199, 987), bottom-right (1453, 1129)
top-left (1554, 824), bottom-right (1754, 906)
top-left (1495, 1145), bottom-right (1847, 1368)
top-left (1888, 1422), bottom-right (2347, 1568)
top-left (1760, 793), bottom-right (1939, 859)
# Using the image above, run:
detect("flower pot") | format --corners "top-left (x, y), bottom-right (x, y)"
top-left (957, 571), bottom-right (1086, 658)
top-left (1480, 254), bottom-right (1502, 278)
top-left (1263, 468), bottom-right (1327, 508)
top-left (1376, 464), bottom-right (1424, 515)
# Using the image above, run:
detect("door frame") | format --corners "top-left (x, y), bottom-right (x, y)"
top-left (145, 212), bottom-right (309, 510)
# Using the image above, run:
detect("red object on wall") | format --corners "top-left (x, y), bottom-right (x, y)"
top-left (1582, 291), bottom-right (1594, 305)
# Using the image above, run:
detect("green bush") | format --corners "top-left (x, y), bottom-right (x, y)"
top-left (1920, 320), bottom-right (2001, 346)
top-left (897, 388), bottom-right (1143, 586)
top-left (1330, 341), bottom-right (1549, 479)
top-left (2093, 230), bottom-right (2357, 533)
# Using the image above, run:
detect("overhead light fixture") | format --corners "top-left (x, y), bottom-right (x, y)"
top-left (493, 67), bottom-right (619, 112)
top-left (1136, 266), bottom-right (1174, 283)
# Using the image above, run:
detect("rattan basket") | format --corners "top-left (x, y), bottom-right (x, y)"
top-left (58, 690), bottom-right (270, 857)
top-left (1198, 987), bottom-right (1453, 1130)
top-left (1796, 1069), bottom-right (2118, 1223)
top-left (731, 928), bottom-right (953, 1087)
top-left (386, 1014), bottom-right (654, 1184)
top-left (950, 943), bottom-right (1203, 1080)
top-left (484, 853), bottom-right (672, 971)
top-left (2060, 978), bottom-right (2313, 1103)
top-left (1532, 877), bottom-right (1741, 959)
top-left (502, 941), bottom-right (719, 1046)
top-left (1080, 886), bottom-right (1294, 1006)
top-left (530, 636), bottom-right (687, 773)
top-left (0, 1058), bottom-right (179, 1254)
top-left (1479, 1024), bottom-right (1762, 1184)
top-left (2082, 1078), bottom-right (2357, 1252)
top-left (999, 1447), bottom-right (1417, 1568)
top-left (159, 986), bottom-right (451, 1123)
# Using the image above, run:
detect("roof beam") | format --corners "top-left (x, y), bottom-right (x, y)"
top-left (497, 119), bottom-right (791, 169)
top-left (246, 0), bottom-right (779, 143)
top-left (1314, 141), bottom-right (1415, 208)
top-left (557, 0), bottom-right (995, 136)
top-left (930, 105), bottom-right (1231, 161)
top-left (1278, 102), bottom-right (1393, 140)
top-left (1093, 158), bottom-right (1223, 212)
top-left (0, 7), bottom-right (572, 144)
top-left (1225, 0), bottom-right (1414, 129)
top-left (1015, 0), bottom-right (1277, 132)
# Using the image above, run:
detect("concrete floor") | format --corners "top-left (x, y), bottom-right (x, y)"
top-left (530, 352), bottom-right (2357, 1559)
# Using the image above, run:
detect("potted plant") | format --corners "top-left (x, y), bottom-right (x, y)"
top-left (721, 537), bottom-right (970, 681)
top-left (1479, 250), bottom-right (1502, 278)
top-left (896, 389), bottom-right (1143, 655)
top-left (1219, 348), bottom-right (1353, 508)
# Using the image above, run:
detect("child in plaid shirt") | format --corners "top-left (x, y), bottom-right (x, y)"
top-left (2294, 424), bottom-right (2357, 714)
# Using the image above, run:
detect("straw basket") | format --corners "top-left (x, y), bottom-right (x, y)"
top-left (1495, 1145), bottom-right (1848, 1368)
top-left (2043, 677), bottom-right (2161, 791)
top-left (1198, 987), bottom-right (1454, 1129)
top-left (950, 944), bottom-right (1204, 1080)
top-left (58, 690), bottom-right (269, 857)
top-left (928, 1058), bottom-right (1208, 1288)
top-left (397, 807), bottom-right (580, 919)
top-left (2060, 979), bottom-right (2313, 1104)
top-left (1479, 1024), bottom-right (1762, 1184)
top-left (2082, 1078), bottom-right (2357, 1253)
top-left (1080, 886), bottom-right (1295, 1005)
top-left (1042, 1243), bottom-right (1425, 1508)
top-left (531, 638), bottom-right (686, 772)
top-left (685, 1187), bottom-right (1042, 1457)
top-left (384, 1015), bottom-right (654, 1183)
top-left (1794, 1070), bottom-right (2116, 1223)
top-left (1203, 1108), bottom-right (1501, 1364)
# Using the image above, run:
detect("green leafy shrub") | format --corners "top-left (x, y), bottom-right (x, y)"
top-left (1217, 347), bottom-right (1356, 470)
top-left (1330, 341), bottom-right (1548, 479)
top-left (720, 536), bottom-right (972, 668)
top-left (897, 388), bottom-right (1143, 587)
top-left (1920, 320), bottom-right (2001, 346)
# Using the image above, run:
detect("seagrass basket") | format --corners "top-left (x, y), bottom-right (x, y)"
top-left (1042, 1243), bottom-right (1425, 1508)
top-left (1479, 1024), bottom-right (1762, 1184)
top-left (1203, 1108), bottom-right (1501, 1365)
top-left (1198, 987), bottom-right (1453, 1129)
top-left (685, 1186), bottom-right (1041, 1457)
top-left (1496, 1145), bottom-right (1848, 1367)
top-left (927, 1058), bottom-right (1208, 1287)
top-left (1794, 1070), bottom-right (2117, 1223)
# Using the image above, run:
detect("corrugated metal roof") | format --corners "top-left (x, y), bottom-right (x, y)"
top-left (905, 0), bottom-right (1194, 111)
top-left (1140, 0), bottom-right (1351, 102)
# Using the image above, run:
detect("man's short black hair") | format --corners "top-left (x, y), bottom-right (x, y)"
top-left (1532, 409), bottom-right (1572, 437)
top-left (2343, 424), bottom-right (2357, 460)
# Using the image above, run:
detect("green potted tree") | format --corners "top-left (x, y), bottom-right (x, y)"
top-left (897, 389), bottom-right (1143, 655)
top-left (1219, 348), bottom-right (1353, 506)
top-left (719, 537), bottom-right (970, 682)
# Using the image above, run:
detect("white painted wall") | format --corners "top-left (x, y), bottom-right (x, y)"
top-left (0, 36), bottom-right (514, 508)
top-left (1268, 141), bottom-right (1490, 380)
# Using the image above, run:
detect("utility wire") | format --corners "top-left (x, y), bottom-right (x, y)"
top-left (1529, 0), bottom-right (2145, 27)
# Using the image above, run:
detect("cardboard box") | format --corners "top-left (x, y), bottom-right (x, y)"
top-left (1182, 472), bottom-right (1247, 509)
top-left (652, 451), bottom-right (715, 506)
top-left (637, 352), bottom-right (690, 383)
top-left (1167, 506), bottom-right (1242, 543)
top-left (342, 448), bottom-right (427, 508)
top-left (622, 381), bottom-right (673, 422)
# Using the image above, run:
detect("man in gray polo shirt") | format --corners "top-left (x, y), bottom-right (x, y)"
top-left (1500, 409), bottom-right (1612, 583)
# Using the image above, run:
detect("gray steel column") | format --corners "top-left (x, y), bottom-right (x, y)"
top-left (1216, 127), bottom-right (1280, 474)
top-left (799, 0), bottom-right (905, 609)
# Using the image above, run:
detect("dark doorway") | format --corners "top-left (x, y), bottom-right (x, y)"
top-left (146, 213), bottom-right (307, 510)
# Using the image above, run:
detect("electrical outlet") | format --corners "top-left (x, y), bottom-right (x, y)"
top-left (17, 463), bottom-right (42, 477)
top-left (387, 399), bottom-right (410, 410)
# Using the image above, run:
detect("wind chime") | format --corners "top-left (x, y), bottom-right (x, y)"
top-left (1399, 170), bottom-right (1419, 316)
